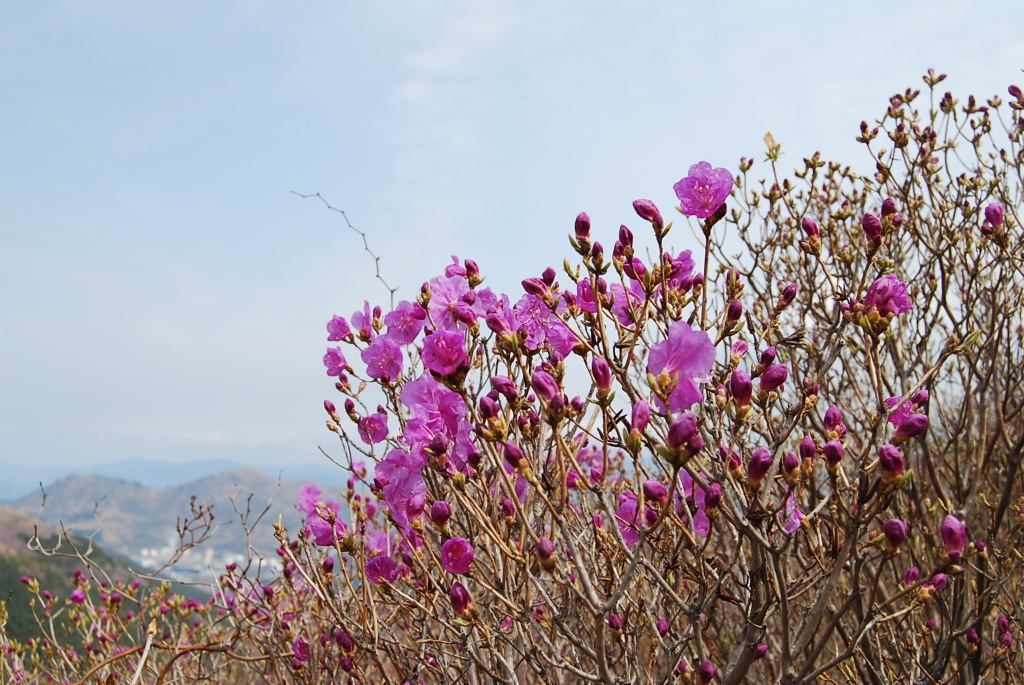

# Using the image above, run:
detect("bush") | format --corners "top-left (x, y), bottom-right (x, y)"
top-left (4, 70), bottom-right (1023, 685)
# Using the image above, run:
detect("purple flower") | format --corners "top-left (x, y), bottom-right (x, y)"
top-left (592, 356), bottom-right (612, 391)
top-left (679, 471), bottom-right (711, 535)
top-left (357, 410), bottom-right (389, 445)
top-left (293, 637), bottom-right (310, 661)
top-left (441, 537), bottom-right (474, 574)
top-left (615, 492), bottom-right (643, 547)
top-left (782, 492), bottom-right (804, 533)
top-left (361, 336), bottom-right (403, 381)
top-left (643, 479), bottom-right (668, 503)
top-left (903, 567), bottom-right (920, 585)
top-left (940, 514), bottom-right (967, 561)
top-left (449, 582), bottom-right (473, 615)
top-left (308, 502), bottom-right (348, 546)
top-left (647, 321), bottom-right (715, 412)
top-left (327, 315), bottom-right (351, 341)
top-left (70, 589), bottom-right (86, 605)
top-left (365, 556), bottom-right (399, 585)
top-left (421, 330), bottom-right (468, 376)
top-left (384, 301), bottom-right (427, 345)
top-left (323, 347), bottom-right (349, 377)
top-left (863, 275), bottom-right (913, 317)
top-left (674, 162), bottom-right (733, 219)
top-left (296, 484), bottom-right (322, 515)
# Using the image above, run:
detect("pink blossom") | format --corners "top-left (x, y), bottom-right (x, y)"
top-left (323, 348), bottom-right (349, 377)
top-left (327, 315), bottom-right (351, 341)
top-left (295, 485), bottom-right (323, 515)
top-left (307, 501), bottom-right (348, 546)
top-left (365, 556), bottom-right (399, 585)
top-left (357, 410), bottom-right (389, 444)
top-left (647, 321), bottom-right (715, 412)
top-left (70, 589), bottom-right (86, 605)
top-left (782, 492), bottom-right (804, 533)
top-left (863, 275), bottom-right (913, 316)
top-left (674, 162), bottom-right (733, 218)
top-left (384, 301), bottom-right (426, 345)
top-left (441, 537), bottom-right (474, 574)
top-left (421, 330), bottom-right (468, 375)
top-left (361, 335), bottom-right (403, 382)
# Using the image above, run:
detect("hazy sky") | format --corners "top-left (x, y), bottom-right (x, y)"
top-left (2, 1), bottom-right (1022, 497)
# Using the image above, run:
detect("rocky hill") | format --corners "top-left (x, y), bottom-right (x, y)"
top-left (6, 467), bottom-right (346, 576)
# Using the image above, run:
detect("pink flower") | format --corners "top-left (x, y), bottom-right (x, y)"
top-left (357, 410), bottom-right (389, 444)
top-left (293, 637), bottom-right (310, 661)
top-left (295, 485), bottom-right (322, 515)
top-left (863, 275), bottom-right (913, 317)
top-left (327, 315), bottom-right (351, 341)
top-left (384, 301), bottom-right (426, 345)
top-left (441, 538), bottom-right (474, 574)
top-left (70, 589), bottom-right (86, 605)
top-left (323, 348), bottom-right (349, 377)
top-left (361, 335), bottom-right (403, 381)
top-left (365, 556), bottom-right (399, 585)
top-left (647, 321), bottom-right (715, 413)
top-left (421, 330), bottom-right (468, 375)
top-left (674, 162), bottom-right (733, 218)
top-left (307, 501), bottom-right (347, 546)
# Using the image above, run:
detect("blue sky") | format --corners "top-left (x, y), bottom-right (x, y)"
top-left (2, 1), bottom-right (1022, 497)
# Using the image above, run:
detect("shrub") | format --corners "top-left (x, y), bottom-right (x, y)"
top-left (4, 69), bottom-right (1023, 685)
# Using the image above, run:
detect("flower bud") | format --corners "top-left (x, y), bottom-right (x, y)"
top-left (522, 277), bottom-right (550, 299)
top-left (574, 212), bottom-right (591, 241)
top-left (618, 225), bottom-right (633, 248)
top-left (429, 501), bottom-right (451, 527)
top-left (449, 582), bottom-right (474, 616)
top-left (782, 451), bottom-right (800, 485)
top-left (930, 573), bottom-right (948, 591)
top-left (633, 199), bottom-right (663, 227)
top-left (878, 444), bottom-right (904, 478)
top-left (697, 660), bottom-right (716, 685)
top-left (779, 283), bottom-right (798, 307)
top-left (729, 369), bottom-right (753, 407)
top-left (607, 613), bottom-right (623, 631)
top-left (755, 645), bottom-right (769, 660)
top-left (530, 370), bottom-right (560, 403)
top-left (643, 479), bottom-right (668, 504)
top-left (862, 212), bottom-right (882, 245)
top-left (758, 346), bottom-right (777, 366)
top-left (799, 435), bottom-right (817, 463)
top-left (704, 482), bottom-right (723, 510)
top-left (801, 216), bottom-right (820, 238)
top-left (1010, 84), bottom-right (1023, 99)
top-left (759, 364), bottom-right (788, 393)
top-left (490, 375), bottom-right (517, 401)
top-left (726, 299), bottom-right (743, 322)
top-left (985, 203), bottom-right (1005, 229)
top-left (940, 514), bottom-right (967, 562)
top-left (535, 538), bottom-right (556, 570)
top-left (883, 518), bottom-right (908, 553)
top-left (823, 440), bottom-right (844, 473)
top-left (903, 566), bottom-right (920, 585)
top-left (893, 413), bottom-right (929, 442)
top-left (592, 356), bottom-right (612, 391)
top-left (631, 400), bottom-right (650, 432)
top-left (998, 615), bottom-right (1011, 636)
top-left (747, 447), bottom-right (773, 487)
top-left (881, 197), bottom-right (897, 217)
top-left (823, 405), bottom-right (846, 440)
top-left (657, 618), bottom-right (669, 636)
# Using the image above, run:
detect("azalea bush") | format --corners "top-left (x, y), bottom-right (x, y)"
top-left (5, 70), bottom-right (1024, 685)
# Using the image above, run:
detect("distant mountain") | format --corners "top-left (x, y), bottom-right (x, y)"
top-left (7, 468), bottom-right (348, 574)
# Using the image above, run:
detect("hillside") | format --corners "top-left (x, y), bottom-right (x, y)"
top-left (7, 467), bottom-right (346, 576)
